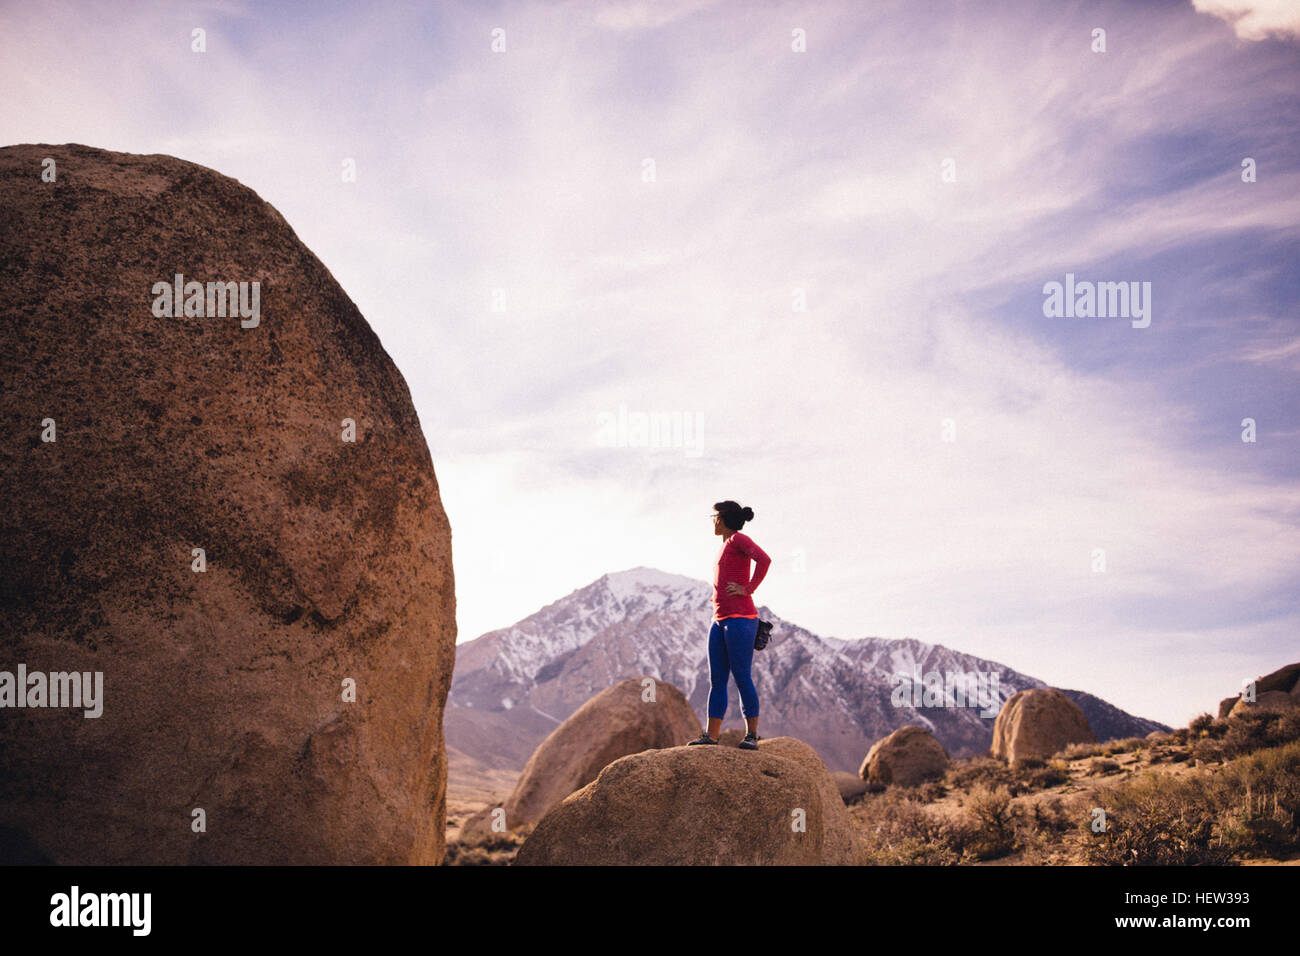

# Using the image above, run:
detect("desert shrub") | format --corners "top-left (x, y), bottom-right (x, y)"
top-left (444, 845), bottom-right (492, 865)
top-left (1189, 712), bottom-right (1215, 736)
top-left (1102, 736), bottom-right (1145, 756)
top-left (1192, 738), bottom-right (1226, 764)
top-left (1145, 748), bottom-right (1171, 764)
top-left (1061, 741), bottom-right (1106, 760)
top-left (1026, 795), bottom-right (1076, 834)
top-left (1275, 708), bottom-right (1300, 744)
top-left (960, 784), bottom-right (1016, 860)
top-left (1022, 763), bottom-right (1071, 790)
top-left (859, 834), bottom-right (962, 866)
top-left (1088, 758), bottom-right (1120, 776)
top-left (1213, 739), bottom-right (1300, 857)
top-left (1079, 745), bottom-right (1300, 864)
top-left (1007, 756), bottom-right (1070, 791)
top-left (1169, 727), bottom-right (1190, 745)
top-left (442, 825), bottom-right (532, 866)
top-left (1081, 770), bottom-right (1233, 865)
top-left (1222, 711), bottom-right (1280, 758)
top-left (905, 779), bottom-right (947, 803)
top-left (1011, 794), bottom-right (1087, 864)
top-left (945, 756), bottom-right (1013, 792)
top-left (854, 792), bottom-right (965, 865)
top-left (1211, 709), bottom-right (1300, 760)
top-left (947, 755), bottom-right (1068, 798)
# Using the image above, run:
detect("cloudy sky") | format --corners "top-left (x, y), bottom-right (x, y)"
top-left (3, 0), bottom-right (1297, 727)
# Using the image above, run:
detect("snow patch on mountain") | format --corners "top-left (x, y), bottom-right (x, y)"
top-left (604, 566), bottom-right (711, 607)
top-left (448, 567), bottom-right (1170, 772)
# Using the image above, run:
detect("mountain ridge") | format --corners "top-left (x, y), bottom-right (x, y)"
top-left (447, 566), bottom-right (1169, 772)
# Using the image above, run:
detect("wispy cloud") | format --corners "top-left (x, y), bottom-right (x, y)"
top-left (1192, 0), bottom-right (1300, 41)
top-left (1, 0), bottom-right (1296, 727)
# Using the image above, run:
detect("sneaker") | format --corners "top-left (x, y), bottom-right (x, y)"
top-left (739, 732), bottom-right (760, 750)
top-left (687, 732), bottom-right (718, 746)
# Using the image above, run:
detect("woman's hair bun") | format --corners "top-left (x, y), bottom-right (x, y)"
top-left (712, 500), bottom-right (753, 530)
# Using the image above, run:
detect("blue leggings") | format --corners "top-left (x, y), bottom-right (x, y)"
top-left (707, 616), bottom-right (760, 720)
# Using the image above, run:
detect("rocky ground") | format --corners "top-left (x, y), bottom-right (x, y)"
top-left (447, 714), bottom-right (1300, 865)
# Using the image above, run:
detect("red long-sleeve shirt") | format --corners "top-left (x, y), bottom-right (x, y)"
top-left (711, 531), bottom-right (772, 621)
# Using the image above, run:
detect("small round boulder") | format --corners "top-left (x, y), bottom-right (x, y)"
top-left (859, 725), bottom-right (949, 787)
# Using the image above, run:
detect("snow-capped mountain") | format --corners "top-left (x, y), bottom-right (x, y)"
top-left (445, 566), bottom-right (1169, 773)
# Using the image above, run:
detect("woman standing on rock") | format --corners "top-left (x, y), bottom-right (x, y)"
top-left (689, 500), bottom-right (772, 751)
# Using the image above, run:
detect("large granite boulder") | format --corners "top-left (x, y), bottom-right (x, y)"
top-left (0, 144), bottom-right (456, 864)
top-left (1229, 690), bottom-right (1295, 718)
top-left (461, 677), bottom-right (699, 839)
top-left (991, 688), bottom-right (1095, 764)
top-left (1220, 662), bottom-right (1300, 718)
top-left (859, 724), bottom-right (949, 786)
top-left (515, 736), bottom-right (862, 865)
top-left (1256, 662), bottom-right (1300, 695)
